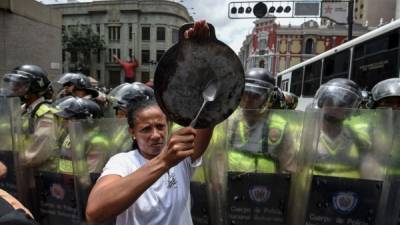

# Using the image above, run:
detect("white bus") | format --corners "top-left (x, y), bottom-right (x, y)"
top-left (277, 19), bottom-right (400, 110)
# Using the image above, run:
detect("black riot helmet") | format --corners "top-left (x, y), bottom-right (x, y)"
top-left (245, 68), bottom-right (275, 95)
top-left (2, 64), bottom-right (51, 97)
top-left (314, 78), bottom-right (362, 109)
top-left (241, 68), bottom-right (276, 111)
top-left (55, 96), bottom-right (102, 119)
top-left (57, 73), bottom-right (99, 98)
top-left (109, 82), bottom-right (155, 111)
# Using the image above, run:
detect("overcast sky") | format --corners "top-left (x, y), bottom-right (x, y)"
top-left (38, 0), bottom-right (315, 54)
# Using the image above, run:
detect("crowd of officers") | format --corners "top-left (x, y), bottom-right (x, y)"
top-left (1, 62), bottom-right (400, 225)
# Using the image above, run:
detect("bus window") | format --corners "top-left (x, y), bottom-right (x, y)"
top-left (322, 50), bottom-right (350, 83)
top-left (352, 29), bottom-right (400, 90)
top-left (277, 75), bottom-right (282, 87)
top-left (303, 60), bottom-right (321, 97)
top-left (282, 79), bottom-right (289, 91)
top-left (290, 68), bottom-right (303, 96)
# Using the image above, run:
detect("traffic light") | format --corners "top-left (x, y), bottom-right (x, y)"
top-left (228, 1), bottom-right (319, 19)
top-left (253, 2), bottom-right (267, 18)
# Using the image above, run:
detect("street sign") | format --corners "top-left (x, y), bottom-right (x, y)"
top-left (321, 1), bottom-right (349, 24)
top-left (294, 2), bottom-right (320, 16)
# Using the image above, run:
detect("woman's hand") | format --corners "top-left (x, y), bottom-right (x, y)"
top-left (184, 20), bottom-right (210, 39)
top-left (0, 161), bottom-right (7, 179)
top-left (158, 127), bottom-right (196, 168)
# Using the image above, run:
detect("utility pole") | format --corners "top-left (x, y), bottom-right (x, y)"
top-left (347, 0), bottom-right (354, 41)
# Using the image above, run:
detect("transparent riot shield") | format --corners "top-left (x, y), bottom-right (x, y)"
top-left (291, 107), bottom-right (392, 225)
top-left (69, 118), bottom-right (130, 225)
top-left (188, 121), bottom-right (228, 225)
top-left (380, 109), bottom-right (400, 225)
top-left (207, 109), bottom-right (304, 225)
top-left (0, 96), bottom-right (22, 198)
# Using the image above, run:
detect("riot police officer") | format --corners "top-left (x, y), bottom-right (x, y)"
top-left (109, 82), bottom-right (155, 118)
top-left (3, 64), bottom-right (58, 170)
top-left (57, 73), bottom-right (99, 99)
top-left (371, 78), bottom-right (400, 224)
top-left (55, 96), bottom-right (102, 174)
top-left (312, 78), bottom-right (367, 178)
top-left (227, 67), bottom-right (297, 173)
top-left (371, 78), bottom-right (400, 110)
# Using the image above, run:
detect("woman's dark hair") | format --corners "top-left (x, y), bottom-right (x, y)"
top-left (127, 98), bottom-right (158, 129)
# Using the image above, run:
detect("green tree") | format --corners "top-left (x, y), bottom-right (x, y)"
top-left (62, 24), bottom-right (105, 75)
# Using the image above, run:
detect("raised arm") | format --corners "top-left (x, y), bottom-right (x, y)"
top-left (191, 128), bottom-right (213, 161)
top-left (113, 54), bottom-right (123, 64)
top-left (85, 127), bottom-right (196, 224)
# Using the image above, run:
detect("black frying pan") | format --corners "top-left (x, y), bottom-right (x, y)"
top-left (154, 23), bottom-right (244, 128)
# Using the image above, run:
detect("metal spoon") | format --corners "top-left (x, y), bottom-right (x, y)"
top-left (190, 79), bottom-right (218, 127)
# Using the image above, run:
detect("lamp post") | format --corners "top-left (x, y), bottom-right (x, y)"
top-left (347, 0), bottom-right (354, 41)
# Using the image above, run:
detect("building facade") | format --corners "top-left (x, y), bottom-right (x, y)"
top-left (0, 0), bottom-right (62, 83)
top-left (320, 0), bottom-right (397, 27)
top-left (239, 17), bottom-right (369, 77)
top-left (52, 0), bottom-right (192, 87)
top-left (353, 0), bottom-right (396, 27)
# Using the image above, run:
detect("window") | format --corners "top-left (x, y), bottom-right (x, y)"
top-left (290, 68), bottom-right (303, 96)
top-left (142, 71), bottom-right (150, 83)
top-left (305, 39), bottom-right (314, 54)
top-left (97, 50), bottom-right (101, 63)
top-left (303, 61), bottom-right (321, 97)
top-left (71, 52), bottom-right (77, 63)
top-left (142, 27), bottom-right (150, 41)
top-left (109, 70), bottom-right (121, 88)
top-left (108, 48), bottom-right (120, 62)
top-left (355, 30), bottom-right (399, 59)
top-left (157, 27), bottom-right (166, 41)
top-left (141, 50), bottom-right (150, 64)
top-left (108, 26), bottom-right (120, 41)
top-left (259, 39), bottom-right (266, 50)
top-left (282, 80), bottom-right (289, 91)
top-left (322, 50), bottom-right (350, 83)
top-left (259, 60), bottom-right (265, 68)
top-left (129, 49), bottom-right (133, 58)
top-left (172, 28), bottom-right (179, 44)
top-left (277, 75), bottom-right (282, 87)
top-left (156, 50), bottom-right (165, 62)
top-left (129, 24), bottom-right (132, 40)
top-left (96, 24), bottom-right (100, 34)
top-left (352, 30), bottom-right (400, 90)
top-left (96, 70), bottom-right (101, 81)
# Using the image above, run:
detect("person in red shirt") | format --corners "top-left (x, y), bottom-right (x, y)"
top-left (113, 55), bottom-right (139, 83)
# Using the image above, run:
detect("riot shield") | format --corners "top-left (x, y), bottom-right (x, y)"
top-left (69, 118), bottom-right (130, 225)
top-left (0, 96), bottom-right (23, 198)
top-left (380, 109), bottom-right (400, 225)
top-left (189, 121), bottom-right (229, 225)
top-left (207, 109), bottom-right (304, 225)
top-left (291, 107), bottom-right (392, 225)
top-left (33, 117), bottom-right (129, 225)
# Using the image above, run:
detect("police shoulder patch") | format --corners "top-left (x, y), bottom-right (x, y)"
top-left (268, 128), bottom-right (282, 143)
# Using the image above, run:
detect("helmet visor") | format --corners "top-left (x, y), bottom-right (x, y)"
top-left (57, 73), bottom-right (81, 85)
top-left (372, 78), bottom-right (400, 102)
top-left (314, 85), bottom-right (362, 108)
top-left (2, 73), bottom-right (31, 97)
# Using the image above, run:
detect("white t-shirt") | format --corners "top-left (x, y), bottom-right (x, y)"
top-left (100, 150), bottom-right (201, 225)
